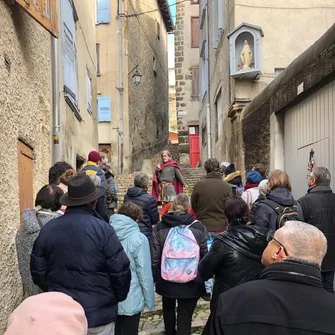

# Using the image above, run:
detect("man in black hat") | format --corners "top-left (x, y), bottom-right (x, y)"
top-left (31, 175), bottom-right (131, 335)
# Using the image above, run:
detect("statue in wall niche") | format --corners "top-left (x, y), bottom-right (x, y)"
top-left (240, 40), bottom-right (253, 69)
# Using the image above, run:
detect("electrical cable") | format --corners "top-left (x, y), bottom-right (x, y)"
top-left (123, 0), bottom-right (187, 18)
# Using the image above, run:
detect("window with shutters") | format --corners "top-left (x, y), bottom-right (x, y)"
top-left (191, 67), bottom-right (200, 100)
top-left (213, 0), bottom-right (224, 49)
top-left (215, 90), bottom-right (223, 141)
top-left (191, 17), bottom-right (200, 48)
top-left (98, 96), bottom-right (111, 122)
top-left (200, 41), bottom-right (208, 99)
top-left (86, 68), bottom-right (92, 114)
top-left (13, 0), bottom-right (58, 37)
top-left (62, 0), bottom-right (80, 119)
top-left (96, 0), bottom-right (111, 24)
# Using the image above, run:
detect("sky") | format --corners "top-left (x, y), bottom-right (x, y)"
top-left (167, 0), bottom-right (176, 68)
top-left (168, 0), bottom-right (177, 25)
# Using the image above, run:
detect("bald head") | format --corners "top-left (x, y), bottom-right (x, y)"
top-left (276, 221), bottom-right (327, 266)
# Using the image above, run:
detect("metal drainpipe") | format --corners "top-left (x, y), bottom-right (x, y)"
top-left (205, 1), bottom-right (212, 158)
top-left (52, 35), bottom-right (61, 164)
top-left (118, 0), bottom-right (124, 174)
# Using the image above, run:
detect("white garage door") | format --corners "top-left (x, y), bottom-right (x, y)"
top-left (284, 80), bottom-right (335, 199)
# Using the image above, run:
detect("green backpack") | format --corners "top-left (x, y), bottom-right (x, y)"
top-left (261, 199), bottom-right (300, 229)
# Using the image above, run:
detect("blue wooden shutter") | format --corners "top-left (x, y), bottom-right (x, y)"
top-left (62, 0), bottom-right (78, 99)
top-left (97, 0), bottom-right (111, 24)
top-left (98, 96), bottom-right (111, 122)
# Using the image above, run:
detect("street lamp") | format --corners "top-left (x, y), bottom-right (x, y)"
top-left (132, 69), bottom-right (142, 86)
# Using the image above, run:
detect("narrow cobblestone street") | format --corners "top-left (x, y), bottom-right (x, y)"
top-left (139, 295), bottom-right (210, 335)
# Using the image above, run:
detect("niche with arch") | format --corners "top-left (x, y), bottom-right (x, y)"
top-left (228, 23), bottom-right (264, 79)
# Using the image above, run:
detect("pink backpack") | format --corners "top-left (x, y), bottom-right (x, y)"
top-left (161, 221), bottom-right (200, 283)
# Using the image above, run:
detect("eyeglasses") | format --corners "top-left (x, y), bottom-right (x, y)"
top-left (266, 232), bottom-right (289, 256)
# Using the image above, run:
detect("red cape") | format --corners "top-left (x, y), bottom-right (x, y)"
top-left (152, 160), bottom-right (184, 201)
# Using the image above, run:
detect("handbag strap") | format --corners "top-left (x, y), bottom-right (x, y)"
top-left (35, 212), bottom-right (44, 229)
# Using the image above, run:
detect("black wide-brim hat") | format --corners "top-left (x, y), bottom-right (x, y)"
top-left (60, 174), bottom-right (105, 206)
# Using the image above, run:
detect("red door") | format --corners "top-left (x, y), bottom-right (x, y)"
top-left (189, 126), bottom-right (200, 168)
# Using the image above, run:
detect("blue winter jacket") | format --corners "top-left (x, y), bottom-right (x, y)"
top-left (110, 214), bottom-right (155, 316)
top-left (124, 186), bottom-right (159, 238)
top-left (31, 206), bottom-right (131, 328)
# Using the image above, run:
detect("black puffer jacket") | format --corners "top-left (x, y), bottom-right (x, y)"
top-left (124, 186), bottom-right (159, 238)
top-left (150, 212), bottom-right (208, 298)
top-left (199, 225), bottom-right (268, 309)
top-left (298, 186), bottom-right (335, 271)
top-left (253, 187), bottom-right (298, 230)
top-left (31, 206), bottom-right (131, 328)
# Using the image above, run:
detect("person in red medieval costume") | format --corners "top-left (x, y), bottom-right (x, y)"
top-left (152, 150), bottom-right (188, 216)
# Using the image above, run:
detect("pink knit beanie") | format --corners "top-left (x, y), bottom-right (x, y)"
top-left (5, 292), bottom-right (87, 335)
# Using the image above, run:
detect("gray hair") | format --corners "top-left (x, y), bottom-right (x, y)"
top-left (311, 166), bottom-right (331, 186)
top-left (134, 172), bottom-right (149, 189)
top-left (161, 150), bottom-right (172, 159)
top-left (258, 179), bottom-right (268, 196)
top-left (88, 175), bottom-right (101, 186)
top-left (276, 221), bottom-right (327, 267)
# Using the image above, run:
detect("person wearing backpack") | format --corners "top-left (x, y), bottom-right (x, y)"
top-left (199, 196), bottom-right (268, 311)
top-left (252, 170), bottom-right (300, 230)
top-left (241, 171), bottom-right (263, 208)
top-left (249, 179), bottom-right (268, 222)
top-left (224, 163), bottom-right (244, 196)
top-left (150, 194), bottom-right (208, 335)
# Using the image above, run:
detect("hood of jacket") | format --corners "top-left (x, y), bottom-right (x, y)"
top-left (126, 186), bottom-right (147, 198)
top-left (224, 171), bottom-right (241, 183)
top-left (22, 209), bottom-right (62, 235)
top-left (259, 260), bottom-right (323, 288)
top-left (161, 212), bottom-right (195, 228)
top-left (217, 225), bottom-right (268, 260)
top-left (229, 176), bottom-right (243, 187)
top-left (110, 214), bottom-right (140, 241)
top-left (267, 187), bottom-right (295, 206)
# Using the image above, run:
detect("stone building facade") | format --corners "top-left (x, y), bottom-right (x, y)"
top-left (199, 0), bottom-right (335, 173)
top-left (0, 2), bottom-right (52, 332)
top-left (175, 1), bottom-right (200, 167)
top-left (0, 0), bottom-right (98, 331)
top-left (97, 0), bottom-right (173, 173)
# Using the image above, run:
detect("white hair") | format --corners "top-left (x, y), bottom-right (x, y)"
top-left (276, 221), bottom-right (327, 266)
top-left (258, 179), bottom-right (268, 196)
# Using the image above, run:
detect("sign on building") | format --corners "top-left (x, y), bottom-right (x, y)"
top-left (12, 0), bottom-right (58, 37)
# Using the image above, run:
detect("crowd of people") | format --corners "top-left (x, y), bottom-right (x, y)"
top-left (6, 150), bottom-right (335, 335)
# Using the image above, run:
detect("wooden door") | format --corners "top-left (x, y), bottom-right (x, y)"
top-left (18, 141), bottom-right (34, 222)
top-left (189, 126), bottom-right (200, 168)
top-left (99, 144), bottom-right (112, 162)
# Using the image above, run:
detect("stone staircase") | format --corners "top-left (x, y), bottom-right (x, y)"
top-left (115, 168), bottom-right (205, 205)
